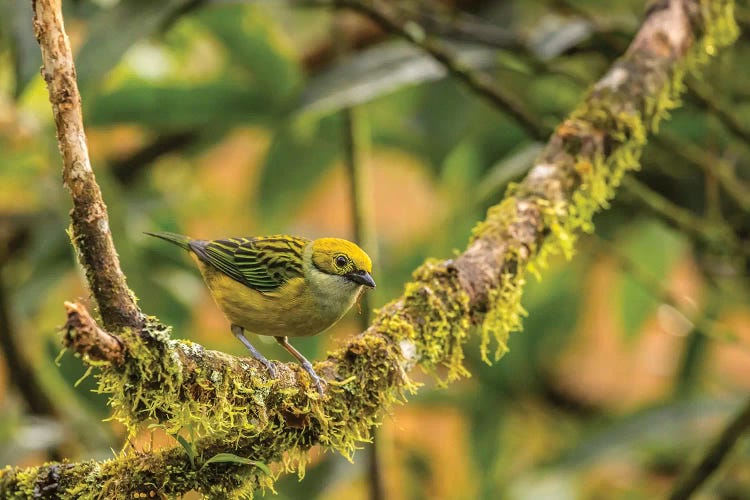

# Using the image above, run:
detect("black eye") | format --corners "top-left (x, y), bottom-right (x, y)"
top-left (335, 255), bottom-right (348, 267)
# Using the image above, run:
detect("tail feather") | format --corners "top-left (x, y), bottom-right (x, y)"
top-left (145, 231), bottom-right (192, 250)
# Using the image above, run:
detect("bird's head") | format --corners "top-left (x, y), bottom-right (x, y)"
top-left (310, 238), bottom-right (375, 288)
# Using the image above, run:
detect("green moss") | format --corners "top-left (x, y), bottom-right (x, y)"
top-left (466, 0), bottom-right (738, 365)
top-left (378, 259), bottom-right (471, 382)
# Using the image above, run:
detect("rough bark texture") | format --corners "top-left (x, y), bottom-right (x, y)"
top-left (63, 301), bottom-right (125, 368)
top-left (31, 0), bottom-right (142, 332)
top-left (0, 0), bottom-right (738, 498)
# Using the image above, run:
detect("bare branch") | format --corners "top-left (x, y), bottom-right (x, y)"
top-left (31, 0), bottom-right (141, 332)
top-left (669, 398), bottom-right (750, 500)
top-left (63, 301), bottom-right (125, 367)
top-left (306, 0), bottom-right (551, 140)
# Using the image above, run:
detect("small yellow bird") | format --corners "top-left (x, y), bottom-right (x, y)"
top-left (146, 232), bottom-right (375, 395)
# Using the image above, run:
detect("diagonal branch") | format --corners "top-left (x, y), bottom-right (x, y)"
top-left (0, 0), bottom-right (738, 498)
top-left (31, 0), bottom-right (141, 332)
top-left (306, 0), bottom-right (551, 140)
top-left (669, 397), bottom-right (750, 500)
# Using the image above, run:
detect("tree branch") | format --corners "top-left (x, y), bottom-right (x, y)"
top-left (668, 397), bottom-right (750, 500)
top-left (622, 176), bottom-right (742, 253)
top-left (31, 0), bottom-right (141, 332)
top-left (306, 0), bottom-right (551, 140)
top-left (0, 0), bottom-right (738, 498)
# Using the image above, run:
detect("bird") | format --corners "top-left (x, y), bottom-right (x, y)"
top-left (145, 231), bottom-right (375, 395)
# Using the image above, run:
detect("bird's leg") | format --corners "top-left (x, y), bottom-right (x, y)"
top-left (275, 336), bottom-right (324, 396)
top-left (231, 324), bottom-right (277, 377)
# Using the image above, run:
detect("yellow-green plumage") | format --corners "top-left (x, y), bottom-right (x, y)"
top-left (146, 231), bottom-right (375, 394)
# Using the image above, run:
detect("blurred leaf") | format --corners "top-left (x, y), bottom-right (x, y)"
top-left (202, 453), bottom-right (271, 475)
top-left (527, 15), bottom-right (594, 60)
top-left (75, 0), bottom-right (199, 90)
top-left (198, 5), bottom-right (301, 100)
top-left (298, 40), bottom-right (498, 118)
top-left (553, 397), bottom-right (742, 469)
top-left (617, 220), bottom-right (687, 338)
top-left (1, 0), bottom-right (41, 98)
top-left (256, 115), bottom-right (340, 226)
top-left (0, 416), bottom-right (65, 464)
top-left (440, 139), bottom-right (483, 196)
top-left (87, 82), bottom-right (276, 129)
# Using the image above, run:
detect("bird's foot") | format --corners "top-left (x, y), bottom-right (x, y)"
top-left (232, 325), bottom-right (277, 378)
top-left (257, 356), bottom-right (277, 378)
top-left (301, 360), bottom-right (325, 396)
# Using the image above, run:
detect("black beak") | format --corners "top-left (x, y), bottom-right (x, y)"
top-left (346, 270), bottom-right (376, 288)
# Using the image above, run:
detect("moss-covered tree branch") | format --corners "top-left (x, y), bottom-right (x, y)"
top-left (0, 0), bottom-right (738, 498)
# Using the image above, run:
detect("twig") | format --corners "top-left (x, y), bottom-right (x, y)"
top-left (307, 0), bottom-right (551, 140)
top-left (596, 236), bottom-right (750, 354)
top-left (654, 133), bottom-right (750, 213)
top-left (342, 105), bottom-right (384, 500)
top-left (110, 131), bottom-right (199, 187)
top-left (687, 79), bottom-right (750, 147)
top-left (335, 6), bottom-right (386, 492)
top-left (668, 398), bottom-right (750, 500)
top-left (400, 5), bottom-right (521, 49)
top-left (62, 301), bottom-right (125, 367)
top-left (31, 0), bottom-right (141, 332)
top-left (622, 176), bottom-right (741, 254)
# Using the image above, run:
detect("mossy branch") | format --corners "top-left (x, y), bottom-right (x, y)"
top-left (0, 0), bottom-right (739, 498)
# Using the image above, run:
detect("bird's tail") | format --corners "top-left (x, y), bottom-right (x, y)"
top-left (145, 231), bottom-right (192, 250)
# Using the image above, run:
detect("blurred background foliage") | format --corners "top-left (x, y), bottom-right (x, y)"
top-left (1, 0), bottom-right (750, 498)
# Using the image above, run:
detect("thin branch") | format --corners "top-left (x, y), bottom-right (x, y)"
top-left (342, 105), bottom-right (384, 500)
top-left (654, 133), bottom-right (750, 213)
top-left (0, 243), bottom-right (58, 417)
top-left (62, 302), bottom-right (125, 367)
top-left (0, 0), bottom-right (738, 497)
top-left (400, 5), bottom-right (521, 49)
top-left (306, 0), bottom-right (551, 140)
top-left (31, 0), bottom-right (141, 332)
top-left (687, 78), bottom-right (750, 148)
top-left (668, 397), bottom-right (750, 500)
top-left (622, 176), bottom-right (742, 254)
top-left (596, 236), bottom-right (750, 353)
top-left (336, 9), bottom-right (385, 494)
top-left (110, 131), bottom-right (199, 187)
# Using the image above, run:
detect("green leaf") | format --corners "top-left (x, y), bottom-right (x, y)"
top-left (617, 220), bottom-right (687, 338)
top-left (87, 82), bottom-right (276, 129)
top-left (175, 434), bottom-right (195, 468)
top-left (198, 5), bottom-right (301, 100)
top-left (552, 397), bottom-right (742, 469)
top-left (256, 115), bottom-right (340, 226)
top-left (202, 453), bottom-right (271, 475)
top-left (75, 0), bottom-right (198, 91)
top-left (298, 40), bottom-right (498, 118)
